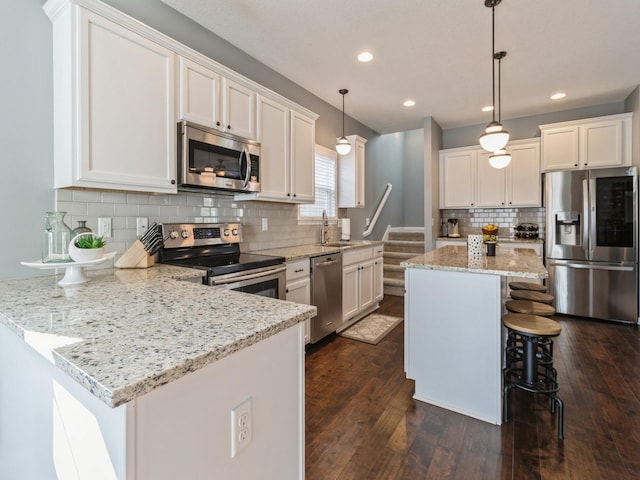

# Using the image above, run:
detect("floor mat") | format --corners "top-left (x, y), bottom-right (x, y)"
top-left (339, 313), bottom-right (403, 345)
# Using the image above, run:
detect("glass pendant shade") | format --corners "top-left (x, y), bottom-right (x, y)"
top-left (488, 149), bottom-right (511, 169)
top-left (479, 124), bottom-right (509, 152)
top-left (336, 136), bottom-right (352, 155)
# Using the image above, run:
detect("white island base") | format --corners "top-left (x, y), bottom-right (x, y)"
top-left (405, 268), bottom-right (504, 424)
top-left (0, 322), bottom-right (304, 480)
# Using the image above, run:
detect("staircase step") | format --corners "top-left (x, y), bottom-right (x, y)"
top-left (388, 231), bottom-right (425, 242)
top-left (384, 277), bottom-right (405, 288)
top-left (383, 251), bottom-right (417, 265)
top-left (384, 271), bottom-right (404, 281)
top-left (383, 240), bottom-right (424, 254)
top-left (384, 285), bottom-right (405, 296)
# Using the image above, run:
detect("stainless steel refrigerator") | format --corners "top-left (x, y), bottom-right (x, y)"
top-left (545, 166), bottom-right (638, 324)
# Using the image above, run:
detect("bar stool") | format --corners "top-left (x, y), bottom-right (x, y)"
top-left (502, 313), bottom-right (564, 439)
top-left (508, 281), bottom-right (548, 293)
top-left (510, 290), bottom-right (554, 304)
top-left (504, 300), bottom-right (556, 368)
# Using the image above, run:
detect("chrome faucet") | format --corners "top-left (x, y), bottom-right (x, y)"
top-left (321, 210), bottom-right (329, 244)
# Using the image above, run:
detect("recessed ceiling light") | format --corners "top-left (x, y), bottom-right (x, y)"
top-left (357, 51), bottom-right (373, 62)
top-left (403, 99), bottom-right (416, 107)
top-left (482, 105), bottom-right (494, 112)
top-left (551, 92), bottom-right (566, 100)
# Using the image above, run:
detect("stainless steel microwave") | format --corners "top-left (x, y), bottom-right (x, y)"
top-left (177, 120), bottom-right (260, 193)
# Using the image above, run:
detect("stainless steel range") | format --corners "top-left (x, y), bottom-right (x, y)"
top-left (159, 223), bottom-right (286, 299)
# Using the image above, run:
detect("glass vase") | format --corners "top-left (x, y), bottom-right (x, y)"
top-left (42, 211), bottom-right (72, 263)
top-left (71, 220), bottom-right (92, 237)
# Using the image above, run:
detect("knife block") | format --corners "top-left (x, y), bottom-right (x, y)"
top-left (115, 240), bottom-right (155, 269)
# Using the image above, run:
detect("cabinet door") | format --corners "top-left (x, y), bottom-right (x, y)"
top-left (581, 120), bottom-right (622, 168)
top-left (77, 10), bottom-right (176, 193)
top-left (476, 151), bottom-right (506, 207)
top-left (440, 151), bottom-right (476, 208)
top-left (290, 110), bottom-right (315, 203)
top-left (541, 126), bottom-right (579, 171)
top-left (256, 95), bottom-right (290, 201)
top-left (506, 142), bottom-right (541, 207)
top-left (286, 277), bottom-right (311, 305)
top-left (355, 139), bottom-right (366, 207)
top-left (179, 57), bottom-right (221, 129)
top-left (359, 260), bottom-right (374, 311)
top-left (342, 264), bottom-right (359, 321)
top-left (221, 78), bottom-right (256, 140)
top-left (373, 256), bottom-right (384, 302)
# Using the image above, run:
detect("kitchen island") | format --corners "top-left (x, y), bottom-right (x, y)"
top-left (401, 245), bottom-right (547, 425)
top-left (0, 266), bottom-right (316, 479)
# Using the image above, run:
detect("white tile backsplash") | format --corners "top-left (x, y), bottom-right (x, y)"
top-left (54, 189), bottom-right (325, 258)
top-left (441, 207), bottom-right (546, 239)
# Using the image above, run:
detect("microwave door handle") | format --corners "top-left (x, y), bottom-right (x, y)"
top-left (240, 147), bottom-right (251, 188)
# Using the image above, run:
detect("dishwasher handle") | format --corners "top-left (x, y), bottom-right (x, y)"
top-left (315, 258), bottom-right (339, 267)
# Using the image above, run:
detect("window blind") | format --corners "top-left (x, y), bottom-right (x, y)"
top-left (300, 153), bottom-right (336, 218)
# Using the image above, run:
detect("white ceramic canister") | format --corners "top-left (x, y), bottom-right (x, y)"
top-left (467, 234), bottom-right (483, 256)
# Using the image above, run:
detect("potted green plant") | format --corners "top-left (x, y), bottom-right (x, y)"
top-left (68, 233), bottom-right (106, 262)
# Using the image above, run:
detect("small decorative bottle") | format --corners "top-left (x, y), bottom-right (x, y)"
top-left (71, 220), bottom-right (92, 237)
top-left (42, 211), bottom-right (72, 263)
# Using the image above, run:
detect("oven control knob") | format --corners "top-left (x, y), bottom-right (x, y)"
top-left (169, 230), bottom-right (179, 239)
top-left (223, 229), bottom-right (230, 237)
top-left (232, 228), bottom-right (239, 236)
top-left (181, 230), bottom-right (189, 239)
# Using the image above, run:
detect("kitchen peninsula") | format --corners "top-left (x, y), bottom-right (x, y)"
top-left (402, 245), bottom-right (547, 425)
top-left (0, 266), bottom-right (316, 479)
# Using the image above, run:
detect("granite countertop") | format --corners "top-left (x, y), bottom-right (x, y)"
top-left (0, 265), bottom-right (316, 408)
top-left (436, 236), bottom-right (543, 244)
top-left (401, 245), bottom-right (548, 279)
top-left (253, 240), bottom-right (383, 261)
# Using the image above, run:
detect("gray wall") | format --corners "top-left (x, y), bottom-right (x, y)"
top-left (424, 118), bottom-right (442, 251)
top-left (442, 101), bottom-right (627, 149)
top-left (624, 86), bottom-right (639, 168)
top-left (0, 1), bottom-right (54, 280)
top-left (402, 129), bottom-right (426, 227)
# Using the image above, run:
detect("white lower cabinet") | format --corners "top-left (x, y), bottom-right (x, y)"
top-left (373, 245), bottom-right (384, 302)
top-left (342, 247), bottom-right (379, 328)
top-left (286, 258), bottom-right (311, 344)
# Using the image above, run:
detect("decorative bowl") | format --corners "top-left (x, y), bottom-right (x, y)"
top-left (68, 233), bottom-right (105, 262)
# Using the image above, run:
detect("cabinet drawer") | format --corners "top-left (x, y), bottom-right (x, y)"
top-left (343, 247), bottom-right (373, 266)
top-left (286, 258), bottom-right (310, 281)
top-left (373, 245), bottom-right (384, 258)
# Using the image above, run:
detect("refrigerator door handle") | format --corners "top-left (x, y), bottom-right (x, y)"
top-left (582, 178), bottom-right (590, 260)
top-left (548, 260), bottom-right (635, 272)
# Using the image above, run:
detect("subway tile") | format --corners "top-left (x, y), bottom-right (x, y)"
top-left (57, 201), bottom-right (88, 216)
top-left (102, 192), bottom-right (127, 204)
top-left (138, 204), bottom-right (161, 216)
top-left (56, 189), bottom-right (73, 201)
top-left (73, 190), bottom-right (102, 203)
top-left (127, 193), bottom-right (149, 205)
top-left (114, 204), bottom-right (139, 216)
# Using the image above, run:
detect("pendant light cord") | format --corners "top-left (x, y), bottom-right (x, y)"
top-left (491, 5), bottom-right (496, 123)
top-left (342, 92), bottom-right (346, 136)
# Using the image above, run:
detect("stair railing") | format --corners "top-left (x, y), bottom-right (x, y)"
top-left (363, 183), bottom-right (392, 238)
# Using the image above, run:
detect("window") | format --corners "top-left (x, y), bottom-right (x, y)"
top-left (299, 145), bottom-right (337, 220)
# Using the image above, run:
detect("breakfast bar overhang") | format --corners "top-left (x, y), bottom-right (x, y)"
top-left (401, 245), bottom-right (548, 425)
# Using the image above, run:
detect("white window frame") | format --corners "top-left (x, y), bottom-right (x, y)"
top-left (298, 144), bottom-right (338, 224)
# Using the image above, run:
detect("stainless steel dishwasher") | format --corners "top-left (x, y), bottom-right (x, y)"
top-left (310, 252), bottom-right (343, 343)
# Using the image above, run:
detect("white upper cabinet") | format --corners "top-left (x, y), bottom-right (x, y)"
top-left (440, 139), bottom-right (541, 209)
top-left (338, 135), bottom-right (367, 208)
top-left (221, 78), bottom-right (256, 140)
top-left (179, 57), bottom-right (221, 129)
top-left (48, 4), bottom-right (177, 193)
top-left (439, 150), bottom-right (476, 208)
top-left (540, 113), bottom-right (632, 172)
top-left (235, 96), bottom-right (317, 203)
top-left (45, 0), bottom-right (317, 196)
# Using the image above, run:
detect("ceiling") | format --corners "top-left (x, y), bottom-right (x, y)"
top-left (161, 0), bottom-right (640, 134)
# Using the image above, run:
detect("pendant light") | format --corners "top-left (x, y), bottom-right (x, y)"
top-left (336, 89), bottom-right (352, 155)
top-left (479, 0), bottom-right (510, 154)
top-left (488, 149), bottom-right (512, 169)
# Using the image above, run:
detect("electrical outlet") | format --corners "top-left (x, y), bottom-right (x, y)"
top-left (262, 218), bottom-right (268, 231)
top-left (136, 217), bottom-right (149, 237)
top-left (98, 217), bottom-right (112, 238)
top-left (231, 397), bottom-right (252, 458)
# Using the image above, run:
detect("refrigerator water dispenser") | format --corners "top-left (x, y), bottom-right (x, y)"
top-left (555, 211), bottom-right (581, 246)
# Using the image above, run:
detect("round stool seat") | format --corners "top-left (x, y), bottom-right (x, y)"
top-left (505, 300), bottom-right (555, 316)
top-left (502, 313), bottom-right (561, 336)
top-left (510, 290), bottom-right (554, 304)
top-left (509, 281), bottom-right (547, 292)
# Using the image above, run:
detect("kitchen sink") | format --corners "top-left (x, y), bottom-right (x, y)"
top-left (319, 241), bottom-right (353, 247)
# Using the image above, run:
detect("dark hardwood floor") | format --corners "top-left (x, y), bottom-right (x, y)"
top-left (305, 295), bottom-right (640, 479)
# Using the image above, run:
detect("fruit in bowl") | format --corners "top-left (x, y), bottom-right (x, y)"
top-left (482, 224), bottom-right (499, 243)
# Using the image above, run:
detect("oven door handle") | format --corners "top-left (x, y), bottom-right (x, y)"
top-left (211, 266), bottom-right (287, 286)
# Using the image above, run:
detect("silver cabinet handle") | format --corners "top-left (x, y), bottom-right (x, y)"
top-left (549, 260), bottom-right (634, 272)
